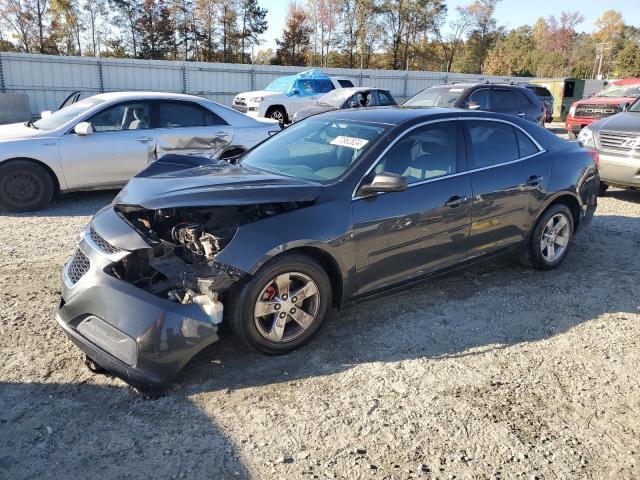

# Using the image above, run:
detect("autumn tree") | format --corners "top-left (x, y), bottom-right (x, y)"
top-left (138, 0), bottom-right (174, 59)
top-left (109, 0), bottom-right (142, 57)
top-left (275, 1), bottom-right (311, 66)
top-left (238, 0), bottom-right (267, 63)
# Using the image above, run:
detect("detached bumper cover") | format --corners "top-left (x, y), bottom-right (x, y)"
top-left (56, 219), bottom-right (219, 392)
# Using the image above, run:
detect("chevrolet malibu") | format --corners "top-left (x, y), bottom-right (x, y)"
top-left (56, 108), bottom-right (599, 393)
top-left (0, 92), bottom-right (279, 211)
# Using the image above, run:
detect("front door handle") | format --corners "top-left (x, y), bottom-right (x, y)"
top-left (445, 195), bottom-right (466, 208)
top-left (136, 136), bottom-right (151, 143)
top-left (518, 112), bottom-right (527, 117)
top-left (526, 175), bottom-right (543, 186)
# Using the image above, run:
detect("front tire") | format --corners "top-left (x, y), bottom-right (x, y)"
top-left (228, 253), bottom-right (332, 355)
top-left (598, 183), bottom-right (609, 196)
top-left (528, 204), bottom-right (575, 270)
top-left (0, 160), bottom-right (55, 212)
top-left (267, 107), bottom-right (288, 126)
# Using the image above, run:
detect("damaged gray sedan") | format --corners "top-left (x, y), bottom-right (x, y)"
top-left (56, 108), bottom-right (599, 393)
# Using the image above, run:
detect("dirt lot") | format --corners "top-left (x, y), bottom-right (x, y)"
top-left (1, 185), bottom-right (640, 480)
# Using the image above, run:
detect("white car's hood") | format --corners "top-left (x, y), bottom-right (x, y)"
top-left (236, 90), bottom-right (284, 100)
top-left (0, 122), bottom-right (43, 142)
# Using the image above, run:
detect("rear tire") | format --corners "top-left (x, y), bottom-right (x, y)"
top-left (228, 253), bottom-right (332, 355)
top-left (528, 204), bottom-right (575, 271)
top-left (0, 160), bottom-right (55, 212)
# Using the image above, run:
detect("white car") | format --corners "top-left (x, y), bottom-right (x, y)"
top-left (0, 92), bottom-right (280, 211)
top-left (232, 70), bottom-right (356, 125)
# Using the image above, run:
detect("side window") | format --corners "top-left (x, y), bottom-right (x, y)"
top-left (467, 121), bottom-right (519, 168)
top-left (465, 89), bottom-right (490, 110)
top-left (295, 79), bottom-right (315, 96)
top-left (338, 79), bottom-right (355, 88)
top-left (492, 90), bottom-right (517, 111)
top-left (516, 129), bottom-right (539, 157)
top-left (88, 102), bottom-right (150, 132)
top-left (516, 91), bottom-right (533, 108)
top-left (157, 102), bottom-right (226, 128)
top-left (377, 91), bottom-right (395, 106)
top-left (375, 122), bottom-right (458, 184)
top-left (315, 79), bottom-right (334, 94)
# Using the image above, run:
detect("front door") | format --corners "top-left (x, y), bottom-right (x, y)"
top-left (59, 101), bottom-right (155, 189)
top-left (352, 121), bottom-right (472, 295)
top-left (463, 119), bottom-right (552, 259)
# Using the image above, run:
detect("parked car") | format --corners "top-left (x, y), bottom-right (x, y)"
top-left (403, 82), bottom-right (546, 125)
top-left (577, 97), bottom-right (640, 194)
top-left (232, 69), bottom-right (356, 125)
top-left (0, 92), bottom-right (280, 212)
top-left (57, 107), bottom-right (599, 393)
top-left (292, 87), bottom-right (397, 122)
top-left (522, 84), bottom-right (554, 123)
top-left (565, 78), bottom-right (640, 138)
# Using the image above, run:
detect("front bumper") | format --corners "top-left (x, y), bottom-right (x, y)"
top-left (56, 221), bottom-right (220, 393)
top-left (565, 117), bottom-right (597, 133)
top-left (598, 152), bottom-right (640, 188)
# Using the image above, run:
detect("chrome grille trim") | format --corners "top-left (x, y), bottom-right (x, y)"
top-left (598, 130), bottom-right (640, 156)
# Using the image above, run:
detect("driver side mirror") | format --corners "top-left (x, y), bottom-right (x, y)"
top-left (467, 101), bottom-right (481, 111)
top-left (290, 88), bottom-right (300, 96)
top-left (358, 172), bottom-right (407, 196)
top-left (74, 122), bottom-right (94, 136)
top-left (40, 110), bottom-right (52, 119)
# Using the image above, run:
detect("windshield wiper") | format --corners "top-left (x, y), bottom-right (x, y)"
top-left (24, 120), bottom-right (39, 129)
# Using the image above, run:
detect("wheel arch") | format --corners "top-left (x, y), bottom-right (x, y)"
top-left (0, 157), bottom-right (62, 194)
top-left (526, 192), bottom-right (581, 243)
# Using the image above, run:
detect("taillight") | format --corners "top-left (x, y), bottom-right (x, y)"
top-left (587, 148), bottom-right (599, 167)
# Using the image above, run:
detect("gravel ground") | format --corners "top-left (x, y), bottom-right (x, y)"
top-left (1, 185), bottom-right (640, 479)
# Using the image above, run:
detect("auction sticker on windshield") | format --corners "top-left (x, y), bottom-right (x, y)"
top-left (330, 136), bottom-right (369, 149)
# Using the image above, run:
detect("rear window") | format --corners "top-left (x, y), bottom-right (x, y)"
top-left (157, 101), bottom-right (227, 128)
top-left (493, 90), bottom-right (517, 110)
top-left (467, 121), bottom-right (519, 168)
top-left (536, 87), bottom-right (552, 97)
top-left (404, 86), bottom-right (465, 107)
top-left (338, 80), bottom-right (355, 88)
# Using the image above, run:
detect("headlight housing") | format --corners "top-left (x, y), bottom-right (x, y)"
top-left (250, 96), bottom-right (264, 103)
top-left (569, 104), bottom-right (577, 117)
top-left (577, 127), bottom-right (596, 148)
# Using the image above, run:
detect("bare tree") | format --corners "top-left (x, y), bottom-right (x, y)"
top-left (433, 4), bottom-right (472, 72)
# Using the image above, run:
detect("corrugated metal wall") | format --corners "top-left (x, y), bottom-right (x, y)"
top-left (0, 52), bottom-right (546, 117)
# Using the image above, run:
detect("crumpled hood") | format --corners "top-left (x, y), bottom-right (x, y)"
top-left (295, 104), bottom-right (336, 121)
top-left (591, 111), bottom-right (640, 132)
top-left (0, 122), bottom-right (43, 142)
top-left (115, 154), bottom-right (323, 210)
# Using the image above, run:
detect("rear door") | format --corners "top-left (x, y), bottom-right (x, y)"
top-left (491, 88), bottom-right (520, 118)
top-left (59, 100), bottom-right (155, 188)
top-left (463, 119), bottom-right (552, 259)
top-left (352, 120), bottom-right (472, 294)
top-left (154, 100), bottom-right (233, 157)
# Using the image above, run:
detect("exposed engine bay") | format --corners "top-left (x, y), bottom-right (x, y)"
top-left (107, 202), bottom-right (305, 322)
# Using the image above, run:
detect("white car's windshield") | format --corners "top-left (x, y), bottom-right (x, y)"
top-left (33, 97), bottom-right (105, 131)
top-left (597, 84), bottom-right (640, 98)
top-left (241, 118), bottom-right (387, 182)
top-left (403, 86), bottom-right (464, 107)
top-left (318, 89), bottom-right (358, 107)
top-left (264, 77), bottom-right (295, 93)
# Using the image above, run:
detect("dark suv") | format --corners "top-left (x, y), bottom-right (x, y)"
top-left (404, 82), bottom-right (545, 125)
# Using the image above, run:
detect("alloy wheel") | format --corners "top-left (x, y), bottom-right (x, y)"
top-left (540, 213), bottom-right (570, 262)
top-left (253, 272), bottom-right (320, 343)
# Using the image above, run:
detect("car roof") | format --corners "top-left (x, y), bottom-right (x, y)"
top-left (92, 91), bottom-right (205, 102)
top-left (315, 106), bottom-right (523, 125)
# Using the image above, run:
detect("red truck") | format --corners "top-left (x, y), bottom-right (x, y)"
top-left (565, 78), bottom-right (640, 138)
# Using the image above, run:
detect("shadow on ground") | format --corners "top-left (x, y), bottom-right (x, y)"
top-left (0, 190), bottom-right (117, 218)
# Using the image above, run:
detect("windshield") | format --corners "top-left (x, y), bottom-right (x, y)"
top-left (264, 76), bottom-right (295, 93)
top-left (403, 86), bottom-right (465, 107)
top-left (318, 89), bottom-right (357, 107)
top-left (34, 97), bottom-right (105, 131)
top-left (628, 98), bottom-right (640, 112)
top-left (597, 83), bottom-right (640, 98)
top-left (241, 118), bottom-right (387, 182)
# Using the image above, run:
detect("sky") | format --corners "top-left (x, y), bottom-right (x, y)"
top-left (257, 0), bottom-right (640, 52)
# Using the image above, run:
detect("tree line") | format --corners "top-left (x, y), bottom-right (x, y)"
top-left (1, 0), bottom-right (639, 78)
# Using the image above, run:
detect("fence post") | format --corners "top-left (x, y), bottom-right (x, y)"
top-left (97, 58), bottom-right (104, 93)
top-left (250, 67), bottom-right (255, 91)
top-left (182, 64), bottom-right (187, 93)
top-left (403, 72), bottom-right (408, 98)
top-left (358, 70), bottom-right (364, 87)
top-left (0, 53), bottom-right (5, 93)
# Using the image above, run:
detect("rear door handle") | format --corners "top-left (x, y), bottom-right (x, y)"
top-left (445, 195), bottom-right (466, 208)
top-left (136, 136), bottom-right (151, 143)
top-left (526, 175), bottom-right (543, 186)
top-left (518, 112), bottom-right (527, 117)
